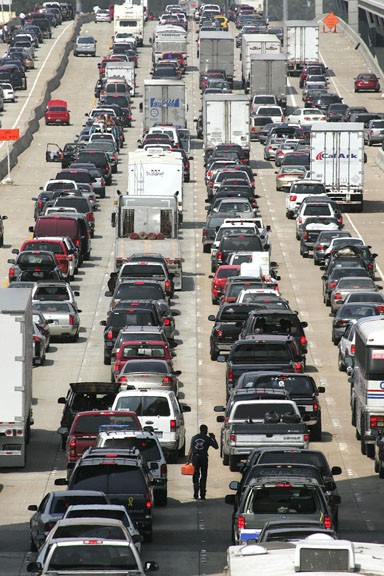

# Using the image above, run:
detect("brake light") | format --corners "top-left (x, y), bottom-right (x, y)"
top-left (300, 336), bottom-right (307, 347)
top-left (162, 376), bottom-right (172, 385)
top-left (227, 368), bottom-right (233, 383)
top-left (118, 376), bottom-right (127, 383)
top-left (377, 306), bottom-right (384, 314)
top-left (37, 200), bottom-right (43, 208)
top-left (217, 251), bottom-right (223, 261)
top-left (303, 231), bottom-right (308, 240)
top-left (86, 212), bottom-right (94, 222)
top-left (203, 230), bottom-right (207, 238)
top-left (329, 282), bottom-right (336, 289)
top-left (370, 129), bottom-right (374, 135)
top-left (106, 330), bottom-right (113, 340)
top-left (251, 127), bottom-right (255, 132)
top-left (304, 433), bottom-right (310, 442)
top-left (163, 318), bottom-right (171, 326)
top-left (294, 362), bottom-right (302, 372)
top-left (75, 239), bottom-right (81, 246)
top-left (160, 463), bottom-right (167, 476)
top-left (230, 433), bottom-right (236, 442)
top-left (146, 498), bottom-right (152, 509)
top-left (370, 415), bottom-right (384, 428)
top-left (9, 268), bottom-right (15, 279)
top-left (170, 419), bottom-right (176, 430)
top-left (33, 335), bottom-right (40, 342)
top-left (334, 293), bottom-right (342, 300)
top-left (323, 516), bottom-right (332, 529)
top-left (313, 402), bottom-right (319, 411)
top-left (290, 195), bottom-right (297, 201)
top-left (69, 315), bottom-right (74, 326)
top-left (69, 437), bottom-right (76, 458)
top-left (237, 515), bottom-right (245, 530)
top-left (216, 329), bottom-right (223, 338)
top-left (165, 279), bottom-right (171, 292)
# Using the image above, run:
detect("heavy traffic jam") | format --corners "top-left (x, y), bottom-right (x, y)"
top-left (2, 0), bottom-right (384, 574)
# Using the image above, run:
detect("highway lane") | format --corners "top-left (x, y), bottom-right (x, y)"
top-left (0, 16), bottom-right (384, 576)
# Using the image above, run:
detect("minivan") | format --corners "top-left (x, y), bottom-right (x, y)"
top-left (30, 214), bottom-right (91, 264)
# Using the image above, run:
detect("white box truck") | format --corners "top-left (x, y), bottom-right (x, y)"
top-left (309, 123), bottom-right (365, 212)
top-left (152, 24), bottom-right (187, 64)
top-left (241, 33), bottom-right (281, 91)
top-left (198, 31), bottom-right (235, 87)
top-left (249, 54), bottom-right (287, 107)
top-left (111, 194), bottom-right (183, 289)
top-left (142, 79), bottom-right (187, 131)
top-left (0, 289), bottom-right (33, 467)
top-left (128, 148), bottom-right (184, 214)
top-left (105, 61), bottom-right (136, 96)
top-left (285, 20), bottom-right (319, 75)
top-left (203, 94), bottom-right (250, 159)
top-left (114, 3), bottom-right (145, 46)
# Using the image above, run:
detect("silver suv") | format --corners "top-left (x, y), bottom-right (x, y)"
top-left (73, 35), bottom-right (97, 57)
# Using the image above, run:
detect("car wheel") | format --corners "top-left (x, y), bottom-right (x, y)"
top-left (338, 351), bottom-right (346, 372)
top-left (30, 538), bottom-right (37, 552)
top-left (167, 450), bottom-right (178, 464)
top-left (203, 245), bottom-right (210, 254)
top-left (40, 353), bottom-right (45, 366)
top-left (155, 490), bottom-right (167, 507)
top-left (229, 455), bottom-right (239, 472)
top-left (368, 138), bottom-right (372, 146)
top-left (351, 402), bottom-right (357, 427)
top-left (367, 443), bottom-right (375, 459)
top-left (379, 460), bottom-right (384, 478)
top-left (104, 353), bottom-right (111, 366)
top-left (0, 234), bottom-right (3, 247)
top-left (143, 528), bottom-right (152, 543)
top-left (178, 441), bottom-right (185, 457)
top-left (210, 346), bottom-right (218, 361)
top-left (310, 418), bottom-right (322, 442)
top-left (223, 452), bottom-right (229, 466)
top-left (375, 458), bottom-right (379, 473)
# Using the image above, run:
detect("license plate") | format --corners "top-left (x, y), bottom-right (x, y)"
top-left (3, 444), bottom-right (21, 451)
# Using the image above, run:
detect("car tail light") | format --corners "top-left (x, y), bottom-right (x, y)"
top-left (203, 229), bottom-right (207, 238)
top-left (315, 244), bottom-right (323, 250)
top-left (209, 181), bottom-right (213, 188)
top-left (69, 315), bottom-right (74, 326)
top-left (336, 320), bottom-right (348, 327)
top-left (300, 336), bottom-right (307, 347)
top-left (329, 282), bottom-right (336, 289)
top-left (281, 115), bottom-right (284, 121)
top-left (229, 433), bottom-right (236, 442)
top-left (237, 515), bottom-right (245, 530)
top-left (294, 362), bottom-right (302, 372)
top-left (303, 231), bottom-right (308, 240)
top-left (290, 194), bottom-right (297, 201)
top-left (217, 251), bottom-right (222, 261)
top-left (227, 368), bottom-right (233, 383)
top-left (334, 293), bottom-right (342, 300)
top-left (351, 344), bottom-right (355, 354)
top-left (163, 318), bottom-right (171, 326)
top-left (118, 376), bottom-right (127, 383)
top-left (321, 116), bottom-right (327, 120)
top-left (298, 218), bottom-right (303, 224)
top-left (304, 433), bottom-right (310, 442)
top-left (170, 419), bottom-right (176, 430)
top-left (162, 376), bottom-right (172, 385)
top-left (251, 127), bottom-right (255, 132)
top-left (146, 497), bottom-right (152, 509)
top-left (165, 279), bottom-right (171, 292)
top-left (304, 116), bottom-right (311, 120)
top-left (370, 129), bottom-right (374, 135)
top-left (216, 329), bottom-right (223, 338)
top-left (37, 200), bottom-right (43, 208)
top-left (33, 335), bottom-right (40, 342)
top-left (370, 415), bottom-right (384, 428)
top-left (69, 437), bottom-right (76, 459)
top-left (86, 213), bottom-right (94, 222)
top-left (160, 463), bottom-right (167, 476)
top-left (75, 239), bottom-right (81, 246)
top-left (207, 170), bottom-right (212, 178)
top-left (9, 268), bottom-right (15, 279)
top-left (323, 516), bottom-right (332, 529)
top-left (313, 402), bottom-right (319, 411)
top-left (106, 330), bottom-right (113, 340)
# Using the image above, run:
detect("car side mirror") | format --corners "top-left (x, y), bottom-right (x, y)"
top-left (27, 504), bottom-right (38, 511)
top-left (301, 321), bottom-right (308, 328)
top-left (208, 314), bottom-right (216, 321)
top-left (100, 320), bottom-right (107, 326)
top-left (57, 426), bottom-right (68, 435)
top-left (27, 562), bottom-right (42, 573)
top-left (216, 415), bottom-right (225, 423)
top-left (144, 561), bottom-right (159, 572)
top-left (229, 480), bottom-right (239, 490)
top-left (217, 355), bottom-right (226, 362)
top-left (57, 397), bottom-right (66, 404)
top-left (331, 466), bottom-right (342, 475)
top-left (54, 478), bottom-right (68, 486)
top-left (317, 386), bottom-right (325, 393)
top-left (181, 404), bottom-right (191, 413)
top-left (214, 405), bottom-right (225, 412)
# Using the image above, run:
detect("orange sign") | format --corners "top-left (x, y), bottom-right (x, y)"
top-left (323, 12), bottom-right (340, 30)
top-left (0, 129), bottom-right (20, 141)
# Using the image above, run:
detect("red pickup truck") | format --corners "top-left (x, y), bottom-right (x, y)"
top-left (64, 410), bottom-right (141, 477)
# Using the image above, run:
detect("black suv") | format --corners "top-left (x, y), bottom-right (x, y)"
top-left (56, 448), bottom-right (154, 541)
top-left (208, 303), bottom-right (260, 360)
top-left (108, 279), bottom-right (168, 309)
top-left (57, 382), bottom-right (120, 448)
top-left (240, 309), bottom-right (308, 358)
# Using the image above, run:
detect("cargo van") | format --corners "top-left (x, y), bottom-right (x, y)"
top-left (30, 215), bottom-right (91, 264)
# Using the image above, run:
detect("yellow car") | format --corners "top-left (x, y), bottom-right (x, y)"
top-left (214, 15), bottom-right (229, 29)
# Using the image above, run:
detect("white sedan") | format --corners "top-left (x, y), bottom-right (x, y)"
top-left (286, 108), bottom-right (327, 125)
top-left (95, 9), bottom-right (112, 22)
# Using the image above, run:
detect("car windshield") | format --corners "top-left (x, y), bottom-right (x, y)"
top-left (51, 495), bottom-right (107, 514)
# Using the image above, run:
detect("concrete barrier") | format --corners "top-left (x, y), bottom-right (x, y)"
top-left (0, 13), bottom-right (94, 182)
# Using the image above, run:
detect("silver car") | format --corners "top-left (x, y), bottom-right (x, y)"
top-left (330, 277), bottom-right (379, 314)
top-left (364, 119), bottom-right (384, 146)
top-left (32, 281), bottom-right (80, 309)
top-left (73, 35), bottom-right (97, 57)
top-left (32, 301), bottom-right (81, 341)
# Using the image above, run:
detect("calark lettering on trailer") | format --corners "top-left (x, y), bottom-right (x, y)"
top-left (315, 152), bottom-right (358, 160)
top-left (150, 98), bottom-right (180, 108)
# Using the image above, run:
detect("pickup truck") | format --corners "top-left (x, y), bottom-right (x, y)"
top-left (215, 398), bottom-right (309, 471)
top-left (218, 335), bottom-right (304, 397)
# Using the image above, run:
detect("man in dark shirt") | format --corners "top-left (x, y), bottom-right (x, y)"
top-left (186, 424), bottom-right (218, 500)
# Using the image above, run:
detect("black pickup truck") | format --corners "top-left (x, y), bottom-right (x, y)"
top-left (218, 335), bottom-right (304, 397)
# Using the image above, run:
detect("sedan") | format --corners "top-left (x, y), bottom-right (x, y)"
top-left (332, 302), bottom-right (382, 344)
top-left (286, 108), bottom-right (327, 125)
top-left (364, 119), bottom-right (384, 146)
top-left (275, 165), bottom-right (307, 191)
top-left (32, 302), bottom-right (81, 341)
top-left (274, 140), bottom-right (300, 167)
top-left (330, 277), bottom-right (380, 314)
top-left (95, 9), bottom-right (112, 22)
top-left (115, 358), bottom-right (182, 394)
top-left (354, 72), bottom-right (380, 92)
top-left (28, 490), bottom-right (109, 551)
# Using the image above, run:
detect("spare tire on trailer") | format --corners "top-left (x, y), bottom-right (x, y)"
top-left (130, 233), bottom-right (139, 240)
top-left (139, 231), bottom-right (148, 240)
top-left (147, 232), bottom-right (157, 240)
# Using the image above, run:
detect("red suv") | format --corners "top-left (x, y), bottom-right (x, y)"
top-left (20, 238), bottom-right (71, 279)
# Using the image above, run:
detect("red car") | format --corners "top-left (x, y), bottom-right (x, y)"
top-left (111, 340), bottom-right (175, 380)
top-left (354, 73), bottom-right (380, 93)
top-left (210, 265), bottom-right (240, 304)
top-left (45, 99), bottom-right (70, 125)
top-left (161, 51), bottom-right (187, 72)
top-left (19, 238), bottom-right (71, 280)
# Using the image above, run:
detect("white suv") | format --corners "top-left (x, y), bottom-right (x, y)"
top-left (285, 180), bottom-right (327, 219)
top-left (112, 390), bottom-right (191, 463)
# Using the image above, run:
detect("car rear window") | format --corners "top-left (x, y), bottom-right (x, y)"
top-left (292, 183), bottom-right (325, 195)
top-left (66, 509), bottom-right (127, 523)
top-left (232, 342), bottom-right (292, 363)
top-left (121, 359), bottom-right (167, 373)
top-left (19, 270), bottom-right (58, 281)
top-left (57, 171), bottom-right (92, 184)
top-left (71, 465), bottom-right (146, 494)
top-left (78, 152), bottom-right (107, 165)
top-left (55, 198), bottom-right (90, 212)
top-left (246, 486), bottom-right (318, 514)
top-left (122, 343), bottom-right (165, 359)
top-left (23, 241), bottom-right (64, 254)
top-left (304, 205), bottom-right (332, 216)
top-left (53, 524), bottom-right (125, 540)
top-left (218, 305), bottom-right (255, 321)
top-left (233, 402), bottom-right (295, 420)
top-left (242, 374), bottom-right (315, 394)
top-left (33, 286), bottom-right (69, 300)
top-left (120, 264), bottom-right (165, 278)
top-left (221, 236), bottom-right (263, 251)
top-left (52, 494), bottom-right (107, 514)
top-left (217, 268), bottom-right (240, 279)
top-left (248, 314), bottom-right (303, 335)
top-left (114, 396), bottom-right (171, 416)
top-left (73, 414), bottom-right (139, 434)
top-left (102, 438), bottom-right (161, 460)
top-left (108, 311), bottom-right (156, 328)
top-left (34, 302), bottom-right (71, 313)
top-left (115, 283), bottom-right (164, 300)
top-left (339, 304), bottom-right (378, 318)
top-left (18, 252), bottom-right (54, 267)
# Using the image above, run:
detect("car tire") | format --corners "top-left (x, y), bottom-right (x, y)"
top-left (155, 490), bottom-right (167, 507)
top-left (203, 245), bottom-right (210, 254)
top-left (229, 455), bottom-right (239, 472)
top-left (167, 450), bottom-right (178, 464)
top-left (338, 352), bottom-right (346, 372)
top-left (367, 443), bottom-right (375, 459)
top-left (210, 346), bottom-right (218, 361)
top-left (104, 353), bottom-right (111, 366)
top-left (310, 419), bottom-right (322, 442)
top-left (30, 538), bottom-right (37, 552)
top-left (143, 528), bottom-right (152, 543)
top-left (379, 460), bottom-right (384, 478)
top-left (223, 452), bottom-right (229, 466)
top-left (178, 441), bottom-right (185, 458)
